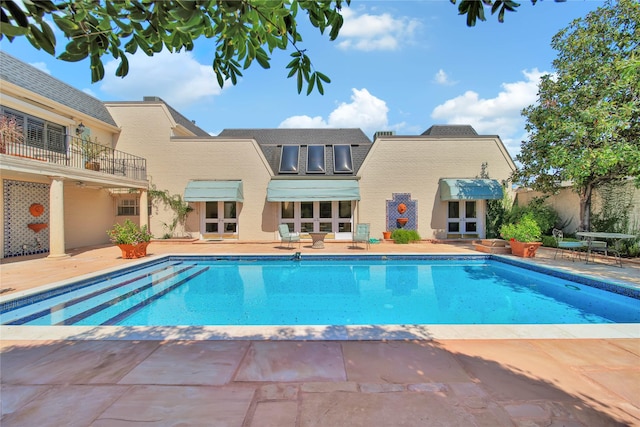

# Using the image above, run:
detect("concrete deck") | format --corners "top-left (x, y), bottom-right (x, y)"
top-left (1, 241), bottom-right (639, 426)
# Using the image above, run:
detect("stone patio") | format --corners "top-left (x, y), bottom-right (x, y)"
top-left (1, 241), bottom-right (639, 426)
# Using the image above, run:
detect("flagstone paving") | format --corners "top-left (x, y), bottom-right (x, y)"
top-left (1, 241), bottom-right (639, 426)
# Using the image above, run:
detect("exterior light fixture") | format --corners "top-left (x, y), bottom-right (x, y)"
top-left (75, 122), bottom-right (85, 135)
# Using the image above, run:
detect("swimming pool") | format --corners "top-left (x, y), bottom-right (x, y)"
top-left (2, 255), bottom-right (639, 328)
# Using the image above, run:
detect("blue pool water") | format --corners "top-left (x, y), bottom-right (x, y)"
top-left (1, 256), bottom-right (639, 326)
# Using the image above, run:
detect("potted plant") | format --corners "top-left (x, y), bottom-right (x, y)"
top-left (500, 213), bottom-right (542, 258)
top-left (107, 219), bottom-right (153, 258)
top-left (0, 114), bottom-right (24, 154)
top-left (74, 136), bottom-right (108, 170)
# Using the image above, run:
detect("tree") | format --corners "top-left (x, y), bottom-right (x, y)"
top-left (513, 0), bottom-right (640, 232)
top-left (3, 0), bottom-right (558, 94)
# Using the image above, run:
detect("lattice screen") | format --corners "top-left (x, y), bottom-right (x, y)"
top-left (3, 179), bottom-right (50, 257)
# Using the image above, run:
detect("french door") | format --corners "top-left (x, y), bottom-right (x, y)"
top-left (280, 201), bottom-right (353, 238)
top-left (447, 201), bottom-right (479, 237)
top-left (203, 201), bottom-right (238, 237)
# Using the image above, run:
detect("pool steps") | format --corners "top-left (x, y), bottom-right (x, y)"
top-left (3, 262), bottom-right (208, 326)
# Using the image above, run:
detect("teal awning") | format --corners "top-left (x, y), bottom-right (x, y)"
top-left (267, 179), bottom-right (360, 202)
top-left (439, 179), bottom-right (503, 201)
top-left (184, 180), bottom-right (244, 202)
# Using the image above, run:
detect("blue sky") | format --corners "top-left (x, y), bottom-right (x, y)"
top-left (1, 1), bottom-right (603, 158)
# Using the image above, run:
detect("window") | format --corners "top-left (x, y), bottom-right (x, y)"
top-left (118, 198), bottom-right (139, 216)
top-left (333, 145), bottom-right (353, 173)
top-left (307, 145), bottom-right (325, 173)
top-left (0, 106), bottom-right (66, 153)
top-left (278, 201), bottom-right (354, 235)
top-left (279, 145), bottom-right (299, 173)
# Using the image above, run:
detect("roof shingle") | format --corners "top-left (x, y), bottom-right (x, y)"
top-left (0, 51), bottom-right (117, 127)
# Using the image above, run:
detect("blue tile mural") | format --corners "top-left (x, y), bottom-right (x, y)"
top-left (386, 193), bottom-right (417, 231)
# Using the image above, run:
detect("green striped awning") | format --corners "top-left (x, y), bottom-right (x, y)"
top-left (184, 181), bottom-right (243, 202)
top-left (439, 179), bottom-right (503, 201)
top-left (267, 179), bottom-right (360, 202)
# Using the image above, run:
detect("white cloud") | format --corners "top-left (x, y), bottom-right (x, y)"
top-left (279, 115), bottom-right (330, 128)
top-left (434, 69), bottom-right (456, 86)
top-left (82, 88), bottom-right (98, 98)
top-left (431, 69), bottom-right (546, 156)
top-left (336, 8), bottom-right (421, 51)
top-left (279, 88), bottom-right (389, 137)
top-left (30, 62), bottom-right (51, 74)
top-left (100, 50), bottom-right (225, 108)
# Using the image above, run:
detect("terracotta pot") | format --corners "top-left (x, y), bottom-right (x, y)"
top-left (117, 242), bottom-right (149, 259)
top-left (509, 240), bottom-right (542, 258)
top-left (382, 231), bottom-right (391, 240)
top-left (397, 218), bottom-right (408, 227)
top-left (85, 161), bottom-right (100, 171)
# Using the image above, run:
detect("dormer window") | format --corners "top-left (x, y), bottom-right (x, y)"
top-left (333, 145), bottom-right (353, 173)
top-left (307, 145), bottom-right (325, 173)
top-left (279, 145), bottom-right (299, 173)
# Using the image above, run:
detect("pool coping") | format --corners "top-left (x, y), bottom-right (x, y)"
top-left (2, 253), bottom-right (639, 341)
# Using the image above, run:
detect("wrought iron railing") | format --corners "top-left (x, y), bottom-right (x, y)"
top-left (1, 134), bottom-right (147, 181)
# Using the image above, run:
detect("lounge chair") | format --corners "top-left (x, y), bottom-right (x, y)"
top-left (278, 224), bottom-right (300, 249)
top-left (552, 228), bottom-right (586, 261)
top-left (352, 223), bottom-right (370, 249)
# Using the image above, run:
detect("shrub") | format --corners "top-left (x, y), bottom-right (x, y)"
top-left (505, 197), bottom-right (558, 235)
top-left (107, 219), bottom-right (153, 245)
top-left (391, 229), bottom-right (421, 244)
top-left (499, 214), bottom-right (542, 242)
top-left (541, 235), bottom-right (557, 248)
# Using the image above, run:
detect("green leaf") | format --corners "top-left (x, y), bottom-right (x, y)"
top-left (306, 73), bottom-right (315, 95)
top-left (115, 54), bottom-right (129, 77)
top-left (29, 24), bottom-right (55, 55)
top-left (296, 69), bottom-right (303, 93)
top-left (1, 23), bottom-right (29, 37)
top-left (52, 15), bottom-right (79, 33)
top-left (5, 0), bottom-right (29, 27)
top-left (255, 47), bottom-right (270, 69)
top-left (90, 55), bottom-right (105, 82)
top-left (316, 77), bottom-right (325, 95)
top-left (316, 71), bottom-right (330, 83)
top-left (58, 50), bottom-right (87, 62)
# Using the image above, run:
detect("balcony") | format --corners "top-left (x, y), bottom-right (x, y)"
top-left (1, 135), bottom-right (147, 181)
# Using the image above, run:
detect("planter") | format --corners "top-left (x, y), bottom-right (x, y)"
top-left (85, 161), bottom-right (100, 171)
top-left (117, 242), bottom-right (149, 259)
top-left (509, 240), bottom-right (542, 258)
top-left (382, 231), bottom-right (391, 240)
top-left (397, 218), bottom-right (408, 227)
top-left (28, 223), bottom-right (48, 233)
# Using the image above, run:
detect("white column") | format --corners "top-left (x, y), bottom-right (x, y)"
top-left (48, 176), bottom-right (69, 259)
top-left (139, 188), bottom-right (149, 229)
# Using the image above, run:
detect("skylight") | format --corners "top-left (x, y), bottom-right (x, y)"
top-left (279, 145), bottom-right (299, 173)
top-left (307, 145), bottom-right (325, 173)
top-left (333, 145), bottom-right (353, 173)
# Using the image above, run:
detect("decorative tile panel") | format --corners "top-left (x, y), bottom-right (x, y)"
top-left (386, 193), bottom-right (417, 231)
top-left (3, 179), bottom-right (50, 257)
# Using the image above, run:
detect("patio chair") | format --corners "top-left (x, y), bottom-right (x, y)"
top-left (586, 239), bottom-right (623, 267)
top-left (278, 224), bottom-right (300, 249)
top-left (352, 223), bottom-right (370, 250)
top-left (552, 228), bottom-right (586, 261)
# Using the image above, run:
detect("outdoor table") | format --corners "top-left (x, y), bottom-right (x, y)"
top-left (308, 232), bottom-right (328, 249)
top-left (576, 232), bottom-right (636, 267)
